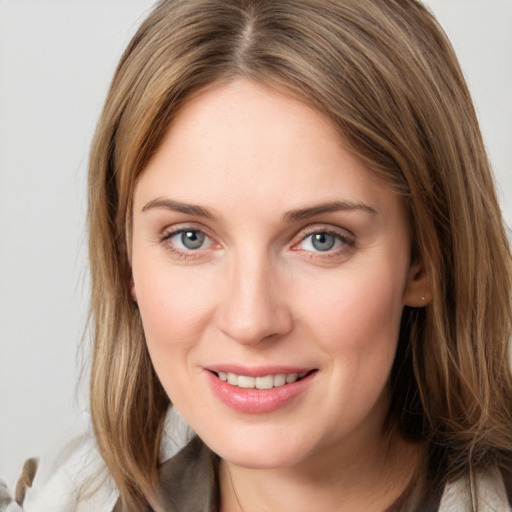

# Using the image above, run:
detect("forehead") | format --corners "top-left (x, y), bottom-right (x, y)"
top-left (134, 79), bottom-right (402, 223)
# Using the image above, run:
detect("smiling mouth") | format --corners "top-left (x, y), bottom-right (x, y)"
top-left (211, 370), bottom-right (316, 390)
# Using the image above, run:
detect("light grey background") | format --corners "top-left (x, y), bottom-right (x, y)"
top-left (0, 0), bottom-right (511, 488)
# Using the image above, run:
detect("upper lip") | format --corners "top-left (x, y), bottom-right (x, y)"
top-left (205, 364), bottom-right (316, 377)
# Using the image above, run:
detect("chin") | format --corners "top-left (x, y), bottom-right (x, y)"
top-left (220, 446), bottom-right (305, 470)
top-left (199, 426), bottom-right (313, 470)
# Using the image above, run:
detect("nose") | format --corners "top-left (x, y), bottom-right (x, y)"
top-left (215, 252), bottom-right (293, 345)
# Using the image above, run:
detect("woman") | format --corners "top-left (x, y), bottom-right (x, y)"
top-left (7, 0), bottom-right (512, 511)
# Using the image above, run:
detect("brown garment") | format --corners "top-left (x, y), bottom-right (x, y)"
top-left (113, 436), bottom-right (220, 512)
top-left (154, 436), bottom-right (220, 512)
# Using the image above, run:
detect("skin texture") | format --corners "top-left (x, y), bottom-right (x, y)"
top-left (131, 79), bottom-right (429, 511)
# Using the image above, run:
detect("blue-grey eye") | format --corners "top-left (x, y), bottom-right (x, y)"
top-left (180, 230), bottom-right (206, 249)
top-left (296, 231), bottom-right (349, 253)
top-left (311, 232), bottom-right (337, 251)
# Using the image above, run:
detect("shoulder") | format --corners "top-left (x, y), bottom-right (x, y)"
top-left (22, 408), bottom-right (190, 512)
top-left (439, 466), bottom-right (512, 512)
top-left (23, 434), bottom-right (118, 512)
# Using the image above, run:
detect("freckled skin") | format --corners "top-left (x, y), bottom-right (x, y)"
top-left (130, 79), bottom-right (425, 478)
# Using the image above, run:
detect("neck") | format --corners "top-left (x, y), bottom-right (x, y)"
top-left (219, 430), bottom-right (423, 512)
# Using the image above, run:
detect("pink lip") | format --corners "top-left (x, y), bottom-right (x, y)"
top-left (204, 367), bottom-right (317, 414)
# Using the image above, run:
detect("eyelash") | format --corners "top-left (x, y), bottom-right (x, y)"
top-left (158, 226), bottom-right (355, 260)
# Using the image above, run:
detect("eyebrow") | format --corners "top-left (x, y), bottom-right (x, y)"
top-left (142, 198), bottom-right (218, 221)
top-left (141, 197), bottom-right (377, 222)
top-left (283, 200), bottom-right (377, 221)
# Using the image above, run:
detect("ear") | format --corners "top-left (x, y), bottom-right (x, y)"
top-left (130, 275), bottom-right (137, 303)
top-left (403, 258), bottom-right (431, 308)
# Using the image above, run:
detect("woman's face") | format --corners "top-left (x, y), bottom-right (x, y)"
top-left (131, 79), bottom-right (425, 470)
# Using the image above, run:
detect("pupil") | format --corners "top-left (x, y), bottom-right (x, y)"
top-left (181, 230), bottom-right (205, 249)
top-left (312, 233), bottom-right (335, 251)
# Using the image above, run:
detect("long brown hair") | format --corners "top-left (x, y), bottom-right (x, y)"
top-left (87, 1), bottom-right (512, 509)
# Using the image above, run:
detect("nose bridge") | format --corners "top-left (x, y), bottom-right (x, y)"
top-left (216, 246), bottom-right (292, 344)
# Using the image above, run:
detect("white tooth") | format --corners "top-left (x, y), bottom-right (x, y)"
top-left (238, 375), bottom-right (255, 388)
top-left (273, 374), bottom-right (287, 387)
top-left (286, 373), bottom-right (298, 384)
top-left (298, 371), bottom-right (308, 378)
top-left (255, 375), bottom-right (274, 390)
top-left (218, 372), bottom-right (228, 381)
top-left (227, 373), bottom-right (238, 385)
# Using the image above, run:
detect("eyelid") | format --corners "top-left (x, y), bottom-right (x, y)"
top-left (295, 223), bottom-right (355, 242)
top-left (160, 221), bottom-right (216, 241)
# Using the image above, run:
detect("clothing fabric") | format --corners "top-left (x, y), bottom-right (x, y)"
top-left (112, 436), bottom-right (220, 512)
top-left (3, 418), bottom-right (511, 512)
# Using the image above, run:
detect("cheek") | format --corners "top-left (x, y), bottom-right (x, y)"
top-left (295, 265), bottom-right (407, 429)
top-left (133, 261), bottom-right (218, 360)
top-left (296, 263), bottom-right (406, 359)
top-left (133, 265), bottom-right (219, 409)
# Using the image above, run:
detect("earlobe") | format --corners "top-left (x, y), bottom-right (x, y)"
top-left (403, 259), bottom-right (432, 307)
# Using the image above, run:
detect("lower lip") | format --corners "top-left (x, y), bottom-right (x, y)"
top-left (205, 370), bottom-right (317, 414)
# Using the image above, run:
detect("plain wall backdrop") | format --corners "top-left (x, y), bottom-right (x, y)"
top-left (1, 0), bottom-right (511, 488)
